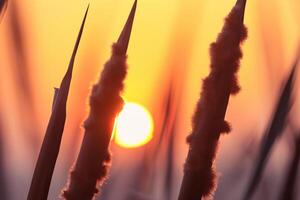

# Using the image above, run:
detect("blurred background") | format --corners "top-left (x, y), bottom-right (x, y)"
top-left (0, 0), bottom-right (299, 199)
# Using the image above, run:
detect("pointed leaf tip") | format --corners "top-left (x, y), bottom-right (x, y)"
top-left (65, 4), bottom-right (89, 79)
top-left (117, 0), bottom-right (137, 55)
top-left (70, 4), bottom-right (89, 60)
top-left (235, 0), bottom-right (247, 23)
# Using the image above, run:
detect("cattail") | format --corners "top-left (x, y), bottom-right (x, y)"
top-left (243, 52), bottom-right (299, 200)
top-left (27, 7), bottom-right (88, 200)
top-left (178, 0), bottom-right (248, 199)
top-left (279, 134), bottom-right (300, 200)
top-left (62, 1), bottom-right (137, 199)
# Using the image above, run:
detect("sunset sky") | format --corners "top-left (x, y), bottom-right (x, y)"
top-left (0, 0), bottom-right (299, 199)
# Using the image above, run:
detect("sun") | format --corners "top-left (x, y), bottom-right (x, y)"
top-left (114, 102), bottom-right (154, 148)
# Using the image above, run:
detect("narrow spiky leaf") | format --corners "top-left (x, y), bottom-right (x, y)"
top-left (124, 83), bottom-right (177, 200)
top-left (27, 7), bottom-right (88, 200)
top-left (165, 115), bottom-right (178, 200)
top-left (8, 1), bottom-right (44, 151)
top-left (0, 116), bottom-right (8, 199)
top-left (9, 1), bottom-right (35, 108)
top-left (0, 0), bottom-right (8, 190)
top-left (279, 135), bottom-right (300, 200)
top-left (0, 0), bottom-right (7, 18)
top-left (62, 2), bottom-right (137, 199)
top-left (243, 54), bottom-right (299, 200)
top-left (153, 84), bottom-right (175, 157)
top-left (178, 0), bottom-right (248, 199)
top-left (117, 0), bottom-right (137, 55)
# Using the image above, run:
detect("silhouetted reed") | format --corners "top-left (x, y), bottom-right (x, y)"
top-left (279, 134), bottom-right (300, 200)
top-left (257, 1), bottom-right (285, 86)
top-left (27, 7), bottom-right (88, 200)
top-left (62, 1), bottom-right (137, 199)
top-left (0, 115), bottom-right (8, 199)
top-left (165, 114), bottom-right (178, 200)
top-left (178, 0), bottom-right (248, 199)
top-left (8, 1), bottom-right (33, 106)
top-left (122, 82), bottom-right (178, 200)
top-left (0, 0), bottom-right (7, 18)
top-left (7, 1), bottom-right (41, 151)
top-left (0, 2), bottom-right (8, 198)
top-left (243, 53), bottom-right (299, 200)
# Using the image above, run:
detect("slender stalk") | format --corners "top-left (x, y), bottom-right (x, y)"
top-left (27, 7), bottom-right (89, 200)
top-left (0, 3), bottom-right (8, 198)
top-left (0, 0), bottom-right (7, 18)
top-left (165, 114), bottom-right (178, 200)
top-left (243, 52), bottom-right (299, 200)
top-left (8, 1), bottom-right (34, 107)
top-left (0, 115), bottom-right (8, 200)
top-left (178, 0), bottom-right (248, 199)
top-left (8, 1), bottom-right (42, 150)
top-left (279, 135), bottom-right (300, 200)
top-left (62, 1), bottom-right (137, 199)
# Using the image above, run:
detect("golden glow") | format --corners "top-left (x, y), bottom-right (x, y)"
top-left (114, 102), bottom-right (153, 148)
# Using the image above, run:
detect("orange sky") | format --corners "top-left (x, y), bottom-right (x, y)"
top-left (0, 0), bottom-right (299, 198)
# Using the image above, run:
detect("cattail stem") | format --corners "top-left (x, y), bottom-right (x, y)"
top-left (62, 44), bottom-right (127, 200)
top-left (63, 1), bottom-right (137, 199)
top-left (178, 0), bottom-right (247, 199)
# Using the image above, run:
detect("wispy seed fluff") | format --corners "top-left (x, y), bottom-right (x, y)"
top-left (179, 1), bottom-right (248, 200)
top-left (192, 3), bottom-right (248, 133)
top-left (63, 44), bottom-right (127, 200)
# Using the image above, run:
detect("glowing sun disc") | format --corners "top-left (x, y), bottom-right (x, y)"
top-left (114, 102), bottom-right (153, 148)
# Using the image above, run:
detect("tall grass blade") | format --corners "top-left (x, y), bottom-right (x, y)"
top-left (178, 0), bottom-right (248, 199)
top-left (27, 7), bottom-right (89, 200)
top-left (279, 135), bottom-right (300, 200)
top-left (123, 83), bottom-right (176, 200)
top-left (0, 116), bottom-right (8, 199)
top-left (62, 1), bottom-right (137, 199)
top-left (164, 115), bottom-right (178, 200)
top-left (0, 2), bottom-right (8, 198)
top-left (153, 84), bottom-right (175, 160)
top-left (243, 53), bottom-right (299, 200)
top-left (0, 0), bottom-right (7, 18)
top-left (8, 1), bottom-right (43, 152)
top-left (9, 1), bottom-right (35, 108)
